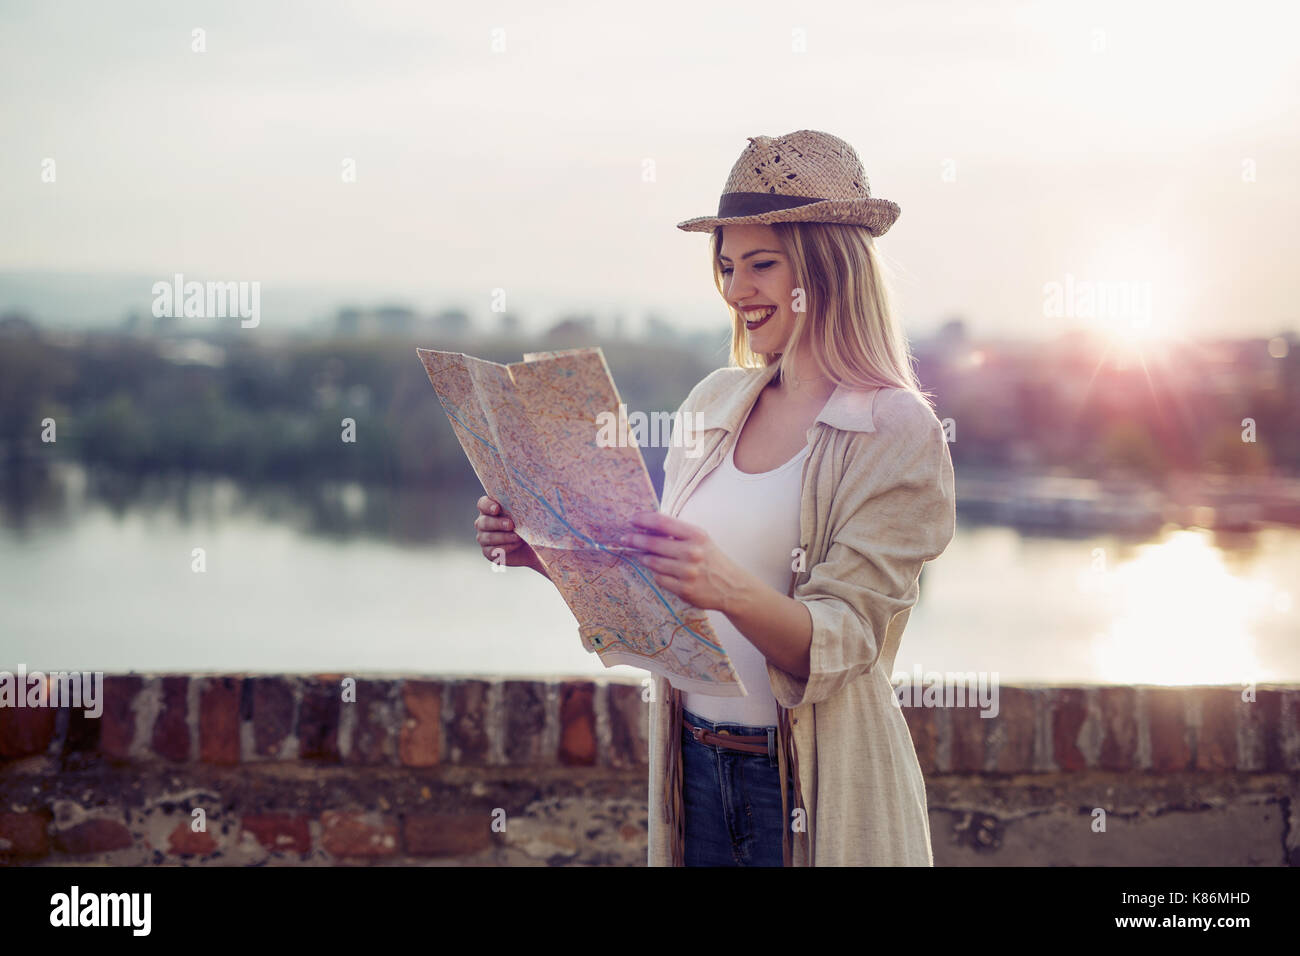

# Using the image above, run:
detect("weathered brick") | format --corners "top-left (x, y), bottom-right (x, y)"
top-left (152, 676), bottom-right (190, 761)
top-left (900, 693), bottom-right (938, 775)
top-left (1252, 689), bottom-right (1300, 772)
top-left (54, 818), bottom-right (133, 855)
top-left (559, 681), bottom-right (596, 766)
top-left (1052, 688), bottom-right (1088, 770)
top-left (989, 687), bottom-right (1034, 773)
top-left (1194, 688), bottom-right (1239, 770)
top-left (1238, 687), bottom-right (1270, 770)
top-left (502, 680), bottom-right (548, 765)
top-left (949, 703), bottom-right (988, 772)
top-left (1098, 687), bottom-right (1138, 771)
top-left (167, 820), bottom-right (218, 857)
top-left (299, 676), bottom-right (341, 761)
top-left (607, 682), bottom-right (647, 769)
top-left (404, 813), bottom-right (493, 857)
top-left (241, 814), bottom-right (312, 854)
top-left (0, 703), bottom-right (56, 758)
top-left (1258, 689), bottom-right (1283, 771)
top-left (200, 677), bottom-right (241, 765)
top-left (99, 675), bottom-right (142, 760)
top-left (63, 703), bottom-right (101, 759)
top-left (399, 680), bottom-right (441, 767)
top-left (0, 810), bottom-right (51, 860)
top-left (1281, 690), bottom-right (1300, 772)
top-left (320, 811), bottom-right (397, 858)
top-left (346, 679), bottom-right (398, 765)
top-left (447, 680), bottom-right (490, 764)
top-left (1147, 687), bottom-right (1191, 771)
top-left (250, 677), bottom-right (295, 758)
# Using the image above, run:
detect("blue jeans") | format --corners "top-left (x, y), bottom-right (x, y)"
top-left (680, 707), bottom-right (793, 867)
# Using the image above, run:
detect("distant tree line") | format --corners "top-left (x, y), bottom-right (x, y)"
top-left (1, 320), bottom-right (1296, 489)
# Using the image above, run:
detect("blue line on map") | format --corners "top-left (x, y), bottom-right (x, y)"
top-left (437, 397), bottom-right (723, 654)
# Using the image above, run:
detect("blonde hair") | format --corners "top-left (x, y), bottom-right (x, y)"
top-left (708, 221), bottom-right (932, 405)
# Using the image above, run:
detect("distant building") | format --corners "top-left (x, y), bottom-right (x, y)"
top-left (544, 315), bottom-right (596, 347)
top-left (334, 307), bottom-right (364, 336)
top-left (933, 317), bottom-right (971, 363)
top-left (376, 305), bottom-right (415, 336)
top-left (334, 305), bottom-right (459, 338)
top-left (0, 313), bottom-right (40, 339)
top-left (433, 309), bottom-right (471, 338)
top-left (642, 314), bottom-right (680, 344)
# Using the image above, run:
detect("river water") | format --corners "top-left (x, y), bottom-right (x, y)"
top-left (1, 463), bottom-right (1296, 685)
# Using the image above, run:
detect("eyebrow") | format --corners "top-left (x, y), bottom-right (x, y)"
top-left (717, 248), bottom-right (783, 262)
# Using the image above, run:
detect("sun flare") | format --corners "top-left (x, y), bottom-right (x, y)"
top-left (1079, 530), bottom-right (1278, 685)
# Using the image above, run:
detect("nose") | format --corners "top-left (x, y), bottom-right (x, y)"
top-left (726, 274), bottom-right (756, 311)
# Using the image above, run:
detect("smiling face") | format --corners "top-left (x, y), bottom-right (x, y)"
top-left (717, 224), bottom-right (798, 355)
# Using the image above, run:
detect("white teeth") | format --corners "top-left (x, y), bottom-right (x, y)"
top-left (744, 307), bottom-right (776, 322)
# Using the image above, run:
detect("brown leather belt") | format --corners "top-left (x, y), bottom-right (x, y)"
top-left (681, 717), bottom-right (769, 755)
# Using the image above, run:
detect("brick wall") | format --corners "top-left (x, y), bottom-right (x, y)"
top-left (1, 676), bottom-right (1297, 865)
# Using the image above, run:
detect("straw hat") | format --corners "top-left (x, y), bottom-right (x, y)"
top-left (676, 129), bottom-right (899, 237)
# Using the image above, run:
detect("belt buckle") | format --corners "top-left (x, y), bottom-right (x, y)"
top-left (691, 726), bottom-right (705, 742)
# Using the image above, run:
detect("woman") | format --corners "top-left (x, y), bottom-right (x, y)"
top-left (475, 130), bottom-right (955, 866)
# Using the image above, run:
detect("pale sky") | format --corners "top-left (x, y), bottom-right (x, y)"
top-left (1, 0), bottom-right (1297, 340)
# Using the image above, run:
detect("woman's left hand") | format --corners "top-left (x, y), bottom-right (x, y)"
top-left (620, 511), bottom-right (748, 613)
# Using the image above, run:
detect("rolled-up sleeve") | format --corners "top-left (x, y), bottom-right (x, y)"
top-left (769, 396), bottom-right (956, 708)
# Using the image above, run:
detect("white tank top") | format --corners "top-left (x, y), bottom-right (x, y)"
top-left (670, 430), bottom-right (809, 726)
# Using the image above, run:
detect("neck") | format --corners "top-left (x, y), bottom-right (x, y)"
top-left (773, 351), bottom-right (834, 399)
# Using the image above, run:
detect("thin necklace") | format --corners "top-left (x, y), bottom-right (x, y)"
top-left (788, 375), bottom-right (832, 389)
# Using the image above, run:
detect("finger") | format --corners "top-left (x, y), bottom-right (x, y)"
top-left (629, 511), bottom-right (702, 541)
top-left (641, 552), bottom-right (695, 578)
top-left (622, 531), bottom-right (696, 559)
top-left (648, 570), bottom-right (682, 596)
top-left (475, 514), bottom-right (515, 532)
top-left (478, 495), bottom-right (502, 515)
top-left (478, 530), bottom-right (522, 544)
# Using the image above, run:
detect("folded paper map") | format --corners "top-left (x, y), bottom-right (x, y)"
top-left (417, 346), bottom-right (745, 695)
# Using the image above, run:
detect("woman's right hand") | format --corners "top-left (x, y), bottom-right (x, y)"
top-left (475, 495), bottom-right (542, 572)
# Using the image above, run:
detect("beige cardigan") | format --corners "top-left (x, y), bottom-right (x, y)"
top-left (647, 360), bottom-right (956, 866)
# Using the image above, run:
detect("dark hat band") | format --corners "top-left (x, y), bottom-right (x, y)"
top-left (716, 191), bottom-right (824, 218)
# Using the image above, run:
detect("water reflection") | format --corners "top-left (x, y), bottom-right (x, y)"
top-left (1081, 528), bottom-right (1285, 685)
top-left (1, 462), bottom-right (1296, 681)
top-left (0, 461), bottom-right (597, 676)
top-left (0, 460), bottom-right (485, 545)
